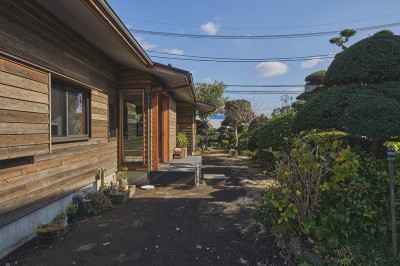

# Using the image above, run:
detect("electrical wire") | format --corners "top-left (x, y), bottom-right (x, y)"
top-left (225, 91), bottom-right (303, 94)
top-left (226, 85), bottom-right (304, 87)
top-left (121, 12), bottom-right (400, 30)
top-left (151, 55), bottom-right (334, 63)
top-left (131, 21), bottom-right (400, 39)
top-left (147, 50), bottom-right (334, 61)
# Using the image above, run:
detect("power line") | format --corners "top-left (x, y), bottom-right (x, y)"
top-left (226, 85), bottom-right (304, 87)
top-left (225, 91), bottom-right (303, 94)
top-left (121, 12), bottom-right (400, 30)
top-left (148, 50), bottom-right (334, 61)
top-left (131, 21), bottom-right (400, 39)
top-left (151, 55), bottom-right (334, 63)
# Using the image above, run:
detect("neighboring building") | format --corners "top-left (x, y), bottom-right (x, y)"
top-left (209, 114), bottom-right (225, 128)
top-left (0, 0), bottom-right (214, 258)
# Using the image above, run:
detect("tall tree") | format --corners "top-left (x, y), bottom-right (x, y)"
top-left (225, 99), bottom-right (255, 148)
top-left (294, 31), bottom-right (400, 155)
top-left (195, 81), bottom-right (226, 149)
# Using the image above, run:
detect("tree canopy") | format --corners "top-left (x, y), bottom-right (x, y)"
top-left (329, 29), bottom-right (357, 50)
top-left (323, 33), bottom-right (400, 86)
top-left (224, 99), bottom-right (254, 147)
top-left (305, 70), bottom-right (326, 85)
top-left (293, 84), bottom-right (400, 139)
top-left (294, 32), bottom-right (400, 154)
top-left (195, 81), bottom-right (227, 148)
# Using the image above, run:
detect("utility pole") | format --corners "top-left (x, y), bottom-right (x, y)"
top-left (280, 94), bottom-right (290, 111)
top-left (388, 146), bottom-right (397, 256)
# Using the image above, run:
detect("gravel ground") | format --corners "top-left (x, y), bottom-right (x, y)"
top-left (1, 149), bottom-right (285, 266)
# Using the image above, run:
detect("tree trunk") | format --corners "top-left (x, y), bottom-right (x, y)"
top-left (370, 138), bottom-right (382, 156)
top-left (234, 122), bottom-right (238, 148)
top-left (205, 122), bottom-right (209, 150)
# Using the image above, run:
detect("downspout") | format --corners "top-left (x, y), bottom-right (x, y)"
top-left (147, 92), bottom-right (151, 185)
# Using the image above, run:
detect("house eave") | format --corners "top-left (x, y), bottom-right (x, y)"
top-left (36, 0), bottom-right (153, 69)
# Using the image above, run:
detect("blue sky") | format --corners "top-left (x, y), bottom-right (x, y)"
top-left (107, 0), bottom-right (400, 115)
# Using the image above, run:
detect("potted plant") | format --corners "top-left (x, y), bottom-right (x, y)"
top-left (55, 212), bottom-right (68, 227)
top-left (116, 167), bottom-right (129, 191)
top-left (35, 222), bottom-right (66, 247)
top-left (66, 204), bottom-right (78, 225)
top-left (176, 132), bottom-right (189, 157)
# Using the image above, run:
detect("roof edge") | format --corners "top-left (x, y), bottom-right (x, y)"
top-left (87, 0), bottom-right (153, 67)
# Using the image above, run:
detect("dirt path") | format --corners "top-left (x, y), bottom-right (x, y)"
top-left (1, 149), bottom-right (285, 266)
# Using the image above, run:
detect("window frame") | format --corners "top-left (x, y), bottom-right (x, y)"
top-left (51, 80), bottom-right (90, 143)
top-left (108, 100), bottom-right (118, 140)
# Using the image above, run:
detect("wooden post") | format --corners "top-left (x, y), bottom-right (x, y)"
top-left (388, 147), bottom-right (397, 256)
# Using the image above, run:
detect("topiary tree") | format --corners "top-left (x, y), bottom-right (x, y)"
top-left (224, 99), bottom-right (254, 147)
top-left (329, 29), bottom-right (357, 50)
top-left (305, 70), bottom-right (326, 85)
top-left (323, 33), bottom-right (400, 86)
top-left (295, 32), bottom-right (400, 155)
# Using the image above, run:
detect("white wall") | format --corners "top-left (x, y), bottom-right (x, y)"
top-left (0, 173), bottom-right (115, 259)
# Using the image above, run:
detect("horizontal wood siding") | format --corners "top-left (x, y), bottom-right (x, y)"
top-left (0, 0), bottom-right (117, 95)
top-left (0, 57), bottom-right (50, 160)
top-left (0, 140), bottom-right (117, 226)
top-left (91, 91), bottom-right (109, 139)
top-left (0, 2), bottom-right (121, 226)
top-left (177, 102), bottom-right (195, 154)
top-left (169, 98), bottom-right (177, 159)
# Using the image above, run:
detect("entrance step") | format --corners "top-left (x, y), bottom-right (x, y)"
top-left (203, 174), bottom-right (227, 186)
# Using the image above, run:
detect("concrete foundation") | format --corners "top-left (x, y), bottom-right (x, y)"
top-left (0, 173), bottom-right (115, 259)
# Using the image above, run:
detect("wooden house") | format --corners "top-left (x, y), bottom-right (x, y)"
top-left (0, 0), bottom-right (214, 258)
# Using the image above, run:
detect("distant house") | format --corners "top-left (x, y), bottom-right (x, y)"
top-left (209, 114), bottom-right (225, 128)
top-left (0, 0), bottom-right (214, 258)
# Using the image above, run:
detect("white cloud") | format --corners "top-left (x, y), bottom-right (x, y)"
top-left (255, 62), bottom-right (289, 77)
top-left (135, 36), bottom-right (157, 50)
top-left (200, 22), bottom-right (220, 35)
top-left (301, 57), bottom-right (325, 69)
top-left (163, 48), bottom-right (184, 56)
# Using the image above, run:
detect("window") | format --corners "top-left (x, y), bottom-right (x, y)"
top-left (108, 102), bottom-right (118, 138)
top-left (51, 81), bottom-right (90, 141)
top-left (121, 91), bottom-right (143, 163)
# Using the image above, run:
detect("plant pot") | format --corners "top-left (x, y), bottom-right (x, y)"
top-left (36, 232), bottom-right (55, 248)
top-left (79, 199), bottom-right (92, 216)
top-left (67, 213), bottom-right (78, 225)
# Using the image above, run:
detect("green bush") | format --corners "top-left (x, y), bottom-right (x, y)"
top-left (177, 132), bottom-right (189, 148)
top-left (253, 149), bottom-right (277, 172)
top-left (229, 149), bottom-right (238, 158)
top-left (208, 135), bottom-right (218, 141)
top-left (240, 150), bottom-right (254, 157)
top-left (221, 140), bottom-right (229, 147)
top-left (259, 131), bottom-right (400, 264)
top-left (87, 191), bottom-right (112, 216)
top-left (254, 111), bottom-right (296, 151)
top-left (305, 70), bottom-right (326, 85)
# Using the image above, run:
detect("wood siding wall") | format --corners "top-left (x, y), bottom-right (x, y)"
top-left (169, 98), bottom-right (177, 159)
top-left (176, 102), bottom-right (195, 154)
top-left (0, 1), bottom-right (119, 226)
top-left (0, 57), bottom-right (50, 160)
top-left (0, 0), bottom-right (117, 95)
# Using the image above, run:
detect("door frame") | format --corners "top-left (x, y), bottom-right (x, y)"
top-left (118, 89), bottom-right (145, 169)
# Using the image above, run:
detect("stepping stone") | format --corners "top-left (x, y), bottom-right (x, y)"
top-left (203, 174), bottom-right (227, 186)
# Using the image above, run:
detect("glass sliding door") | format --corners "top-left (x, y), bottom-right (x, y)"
top-left (121, 91), bottom-right (143, 163)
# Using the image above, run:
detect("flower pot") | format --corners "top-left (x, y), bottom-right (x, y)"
top-left (36, 232), bottom-right (55, 248)
top-left (67, 213), bottom-right (78, 225)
